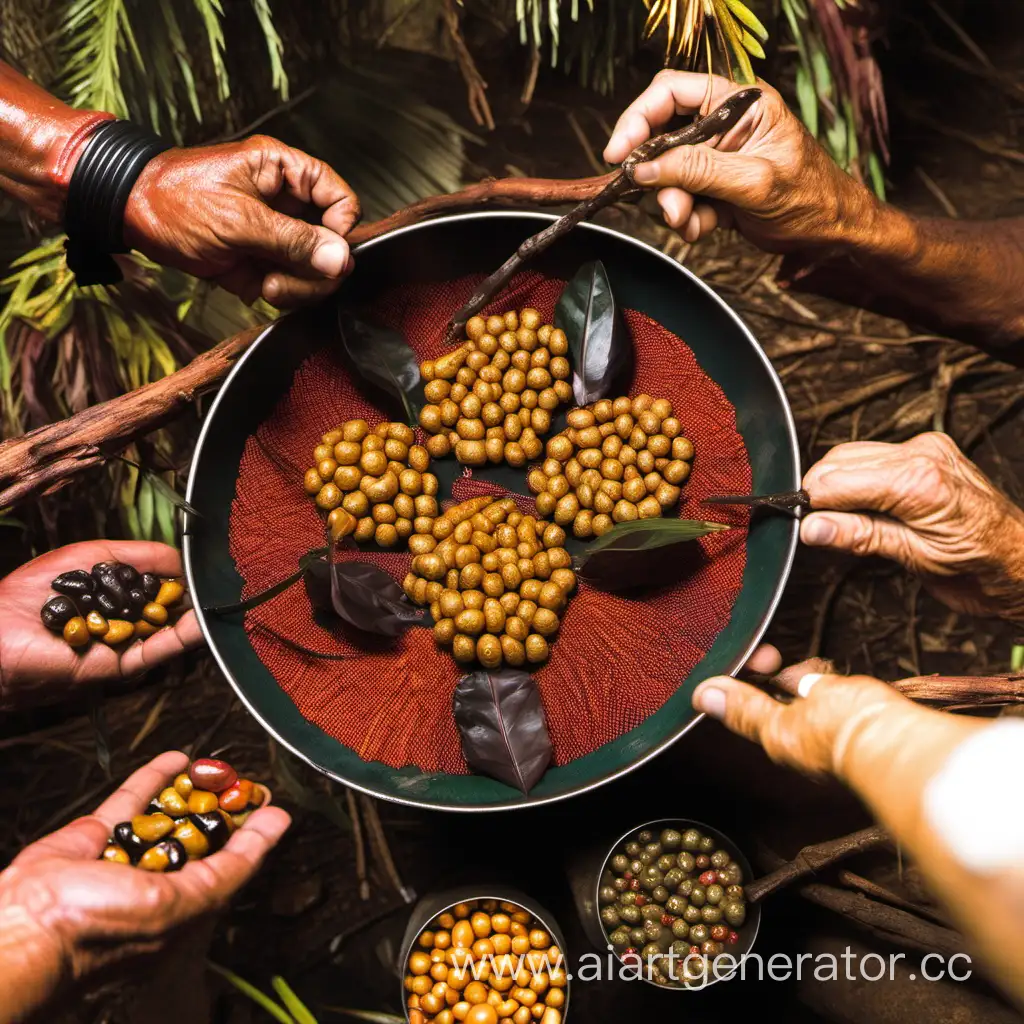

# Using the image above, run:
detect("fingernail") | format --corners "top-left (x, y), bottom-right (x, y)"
top-left (311, 240), bottom-right (348, 277)
top-left (263, 276), bottom-right (280, 301)
top-left (797, 673), bottom-right (823, 698)
top-left (633, 162), bottom-right (658, 184)
top-left (802, 516), bottom-right (837, 546)
top-left (694, 684), bottom-right (728, 720)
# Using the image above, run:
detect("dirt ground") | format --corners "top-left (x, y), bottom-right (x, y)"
top-left (2, 4), bottom-right (1024, 1022)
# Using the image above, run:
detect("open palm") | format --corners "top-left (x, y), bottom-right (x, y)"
top-left (0, 540), bottom-right (202, 711)
top-left (0, 752), bottom-right (289, 1021)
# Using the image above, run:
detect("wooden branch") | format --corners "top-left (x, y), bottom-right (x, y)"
top-left (837, 869), bottom-right (951, 927)
top-left (442, 0), bottom-right (494, 131)
top-left (893, 673), bottom-right (1024, 707)
top-left (0, 324), bottom-right (266, 511)
top-left (799, 882), bottom-right (964, 958)
top-left (346, 172), bottom-right (618, 247)
top-left (746, 825), bottom-right (890, 903)
top-left (444, 87), bottom-right (763, 342)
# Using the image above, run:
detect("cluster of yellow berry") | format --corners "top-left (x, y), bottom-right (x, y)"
top-left (403, 496), bottom-right (576, 668)
top-left (417, 308), bottom-right (573, 469)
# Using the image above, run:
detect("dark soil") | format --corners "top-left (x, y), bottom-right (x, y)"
top-left (2, 3), bottom-right (1024, 1022)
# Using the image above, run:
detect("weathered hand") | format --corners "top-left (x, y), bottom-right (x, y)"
top-left (0, 752), bottom-right (290, 1023)
top-left (0, 540), bottom-right (202, 711)
top-left (692, 658), bottom-right (977, 780)
top-left (801, 432), bottom-right (1024, 621)
top-left (604, 70), bottom-right (875, 250)
top-left (123, 135), bottom-right (360, 307)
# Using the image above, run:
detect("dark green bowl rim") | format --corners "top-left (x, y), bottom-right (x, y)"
top-left (183, 211), bottom-right (799, 813)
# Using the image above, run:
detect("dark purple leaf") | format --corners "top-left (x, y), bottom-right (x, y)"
top-left (305, 559), bottom-right (428, 637)
top-left (554, 260), bottom-right (631, 405)
top-left (337, 309), bottom-right (424, 425)
top-left (452, 670), bottom-right (552, 793)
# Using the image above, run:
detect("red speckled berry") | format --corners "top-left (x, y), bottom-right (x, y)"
top-left (189, 758), bottom-right (237, 794)
top-left (634, 894), bottom-right (646, 907)
top-left (689, 945), bottom-right (700, 956)
top-left (710, 925), bottom-right (728, 941)
top-left (630, 878), bottom-right (641, 891)
top-left (699, 870), bottom-right (718, 886)
top-left (623, 870), bottom-right (632, 879)
top-left (661, 914), bottom-right (674, 927)
top-left (622, 948), bottom-right (641, 966)
top-left (727, 931), bottom-right (740, 945)
top-left (695, 855), bottom-right (710, 870)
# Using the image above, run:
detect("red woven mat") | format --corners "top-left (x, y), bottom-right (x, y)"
top-left (228, 271), bottom-right (751, 774)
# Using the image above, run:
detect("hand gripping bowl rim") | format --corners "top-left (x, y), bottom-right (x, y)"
top-left (182, 210), bottom-right (800, 813)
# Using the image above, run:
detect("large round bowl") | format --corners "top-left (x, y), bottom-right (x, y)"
top-left (183, 211), bottom-right (799, 812)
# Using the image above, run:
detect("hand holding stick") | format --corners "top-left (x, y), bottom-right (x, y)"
top-left (444, 87), bottom-right (763, 343)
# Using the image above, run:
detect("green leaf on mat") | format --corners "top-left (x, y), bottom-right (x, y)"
top-left (575, 518), bottom-right (731, 591)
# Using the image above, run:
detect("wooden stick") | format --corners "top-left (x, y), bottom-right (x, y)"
top-left (799, 882), bottom-right (965, 957)
top-left (837, 869), bottom-right (951, 927)
top-left (0, 324), bottom-right (265, 510)
top-left (444, 88), bottom-right (762, 343)
top-left (746, 825), bottom-right (890, 903)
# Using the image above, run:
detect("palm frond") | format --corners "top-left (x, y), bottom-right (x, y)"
top-left (191, 0), bottom-right (230, 101)
top-left (249, 0), bottom-right (290, 100)
top-left (782, 0), bottom-right (889, 194)
top-left (57, 0), bottom-right (286, 138)
top-left (60, 0), bottom-right (138, 115)
top-left (641, 0), bottom-right (763, 83)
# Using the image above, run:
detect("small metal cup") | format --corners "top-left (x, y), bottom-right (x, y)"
top-left (398, 885), bottom-right (570, 1020)
top-left (589, 817), bottom-right (761, 991)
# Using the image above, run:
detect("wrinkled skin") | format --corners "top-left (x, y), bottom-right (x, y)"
top-left (0, 60), bottom-right (359, 308)
top-left (604, 70), bottom-right (870, 249)
top-left (0, 752), bottom-right (290, 1022)
top-left (123, 134), bottom-right (360, 307)
top-left (0, 540), bottom-right (202, 711)
top-left (801, 432), bottom-right (1024, 621)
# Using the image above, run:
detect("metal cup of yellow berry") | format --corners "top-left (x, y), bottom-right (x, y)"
top-left (404, 898), bottom-right (568, 1024)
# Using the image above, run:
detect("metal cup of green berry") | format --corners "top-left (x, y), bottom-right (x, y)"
top-left (596, 819), bottom-right (759, 989)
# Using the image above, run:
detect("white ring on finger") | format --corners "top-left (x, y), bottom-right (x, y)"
top-left (797, 673), bottom-right (823, 698)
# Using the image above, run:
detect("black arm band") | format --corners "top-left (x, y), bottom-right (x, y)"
top-left (63, 120), bottom-right (171, 287)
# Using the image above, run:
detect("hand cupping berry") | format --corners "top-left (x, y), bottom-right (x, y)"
top-left (40, 561), bottom-right (187, 649)
top-left (100, 757), bottom-right (266, 872)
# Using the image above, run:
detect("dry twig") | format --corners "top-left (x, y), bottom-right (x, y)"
top-left (799, 882), bottom-right (964, 957)
top-left (837, 869), bottom-right (950, 927)
top-left (359, 793), bottom-right (415, 903)
top-left (445, 89), bottom-right (762, 341)
top-left (346, 787), bottom-right (370, 901)
top-left (443, 0), bottom-right (495, 131)
top-left (521, 43), bottom-right (541, 106)
top-left (747, 825), bottom-right (890, 902)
